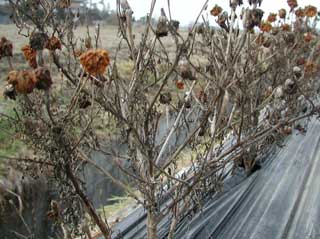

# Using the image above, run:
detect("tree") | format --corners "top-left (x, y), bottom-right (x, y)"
top-left (1, 0), bottom-right (320, 238)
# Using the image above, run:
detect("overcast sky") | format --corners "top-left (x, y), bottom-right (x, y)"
top-left (96, 0), bottom-right (320, 25)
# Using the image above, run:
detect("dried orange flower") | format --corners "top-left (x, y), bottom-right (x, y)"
top-left (304, 5), bottom-right (317, 17)
top-left (21, 45), bottom-right (37, 69)
top-left (278, 9), bottom-right (287, 19)
top-left (79, 49), bottom-right (110, 76)
top-left (267, 13), bottom-right (277, 23)
top-left (210, 5), bottom-right (222, 17)
top-left (287, 0), bottom-right (298, 11)
top-left (7, 70), bottom-right (37, 94)
top-left (304, 32), bottom-right (313, 42)
top-left (175, 80), bottom-right (184, 90)
top-left (0, 37), bottom-right (13, 59)
top-left (259, 21), bottom-right (272, 32)
top-left (295, 8), bottom-right (305, 18)
top-left (281, 24), bottom-right (291, 31)
top-left (45, 36), bottom-right (62, 51)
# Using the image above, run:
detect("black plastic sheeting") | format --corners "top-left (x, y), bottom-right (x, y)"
top-left (110, 119), bottom-right (320, 239)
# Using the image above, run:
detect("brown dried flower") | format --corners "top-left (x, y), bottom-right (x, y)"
top-left (79, 49), bottom-right (110, 76)
top-left (295, 8), bottom-right (305, 18)
top-left (304, 32), bottom-right (313, 42)
top-left (45, 36), bottom-right (62, 51)
top-left (21, 45), bottom-right (38, 69)
top-left (210, 5), bottom-right (223, 17)
top-left (175, 80), bottom-right (184, 90)
top-left (0, 37), bottom-right (13, 59)
top-left (304, 5), bottom-right (317, 17)
top-left (34, 67), bottom-right (53, 90)
top-left (178, 58), bottom-right (194, 80)
top-left (7, 70), bottom-right (37, 94)
top-left (244, 9), bottom-right (264, 30)
top-left (304, 61), bottom-right (316, 75)
top-left (267, 13), bottom-right (277, 23)
top-left (297, 58), bottom-right (306, 66)
top-left (287, 0), bottom-right (298, 11)
top-left (156, 8), bottom-right (169, 38)
top-left (278, 9), bottom-right (287, 19)
top-left (248, 0), bottom-right (262, 6)
top-left (281, 24), bottom-right (291, 31)
top-left (259, 21), bottom-right (272, 33)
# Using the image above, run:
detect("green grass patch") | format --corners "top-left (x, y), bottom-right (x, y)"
top-left (0, 101), bottom-right (24, 159)
top-left (98, 195), bottom-right (136, 219)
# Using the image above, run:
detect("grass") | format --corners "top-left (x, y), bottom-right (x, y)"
top-left (0, 99), bottom-right (25, 175)
top-left (0, 104), bottom-right (23, 156)
top-left (98, 195), bottom-right (136, 221)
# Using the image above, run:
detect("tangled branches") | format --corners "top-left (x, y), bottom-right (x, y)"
top-left (1, 0), bottom-right (320, 238)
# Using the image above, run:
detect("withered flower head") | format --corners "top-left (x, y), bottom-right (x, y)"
top-left (267, 13), bottom-right (277, 23)
top-left (304, 5), bottom-right (317, 17)
top-left (85, 37), bottom-right (92, 49)
top-left (170, 20), bottom-right (180, 31)
top-left (278, 9), bottom-right (287, 19)
top-left (304, 32), bottom-right (313, 42)
top-left (156, 8), bottom-right (168, 38)
top-left (287, 0), bottom-right (298, 11)
top-left (248, 0), bottom-right (262, 6)
top-left (297, 58), bottom-right (306, 66)
top-left (210, 5), bottom-right (223, 17)
top-left (259, 21), bottom-right (272, 32)
top-left (30, 32), bottom-right (49, 51)
top-left (195, 24), bottom-right (205, 34)
top-left (178, 57), bottom-right (194, 80)
top-left (284, 78), bottom-right (297, 94)
top-left (34, 67), bottom-right (53, 90)
top-left (197, 90), bottom-right (208, 103)
top-left (159, 92), bottom-right (172, 105)
top-left (270, 27), bottom-right (280, 35)
top-left (217, 11), bottom-right (230, 32)
top-left (175, 80), bottom-right (185, 90)
top-left (79, 49), bottom-right (110, 76)
top-left (295, 8), bottom-right (305, 18)
top-left (79, 94), bottom-right (91, 109)
top-left (229, 0), bottom-right (243, 10)
top-left (7, 70), bottom-right (37, 94)
top-left (304, 61), bottom-right (316, 75)
top-left (45, 36), bottom-right (62, 51)
top-left (262, 38), bottom-right (272, 48)
top-left (21, 45), bottom-right (37, 69)
top-left (244, 9), bottom-right (264, 30)
top-left (281, 24), bottom-right (291, 31)
top-left (0, 37), bottom-right (13, 59)
top-left (3, 84), bottom-right (16, 100)
top-left (283, 32), bottom-right (296, 45)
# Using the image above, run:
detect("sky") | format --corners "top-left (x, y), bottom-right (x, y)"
top-left (94, 0), bottom-right (320, 25)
